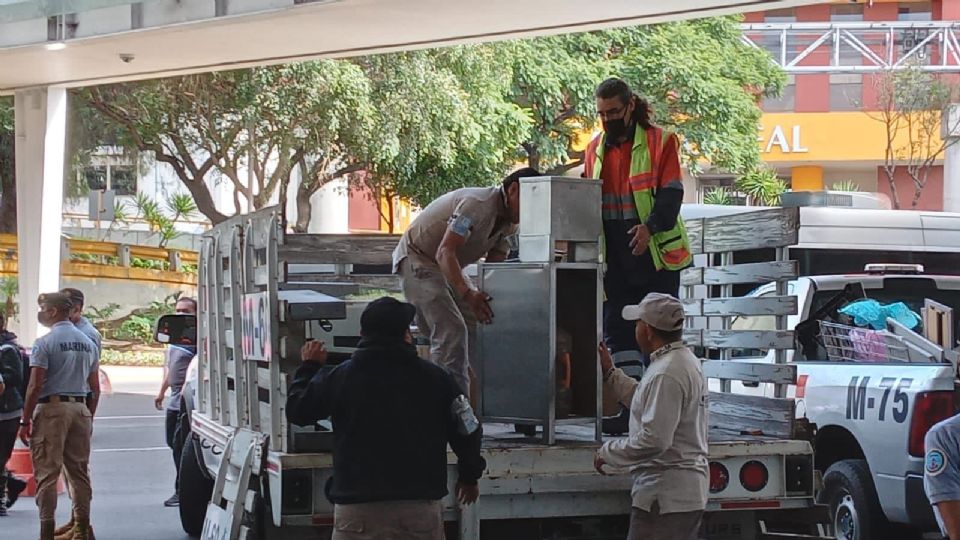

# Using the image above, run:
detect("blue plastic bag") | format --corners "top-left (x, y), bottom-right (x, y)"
top-left (839, 299), bottom-right (921, 330)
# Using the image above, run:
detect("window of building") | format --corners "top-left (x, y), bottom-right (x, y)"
top-left (763, 76), bottom-right (796, 112)
top-left (761, 9), bottom-right (797, 60)
top-left (898, 2), bottom-right (932, 21)
top-left (80, 163), bottom-right (138, 196)
top-left (764, 8), bottom-right (796, 22)
top-left (829, 74), bottom-right (862, 111)
top-left (110, 166), bottom-right (137, 196)
top-left (84, 166), bottom-right (107, 191)
top-left (831, 4), bottom-right (864, 22)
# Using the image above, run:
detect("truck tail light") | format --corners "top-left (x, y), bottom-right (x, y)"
top-left (740, 461), bottom-right (769, 492)
top-left (709, 462), bottom-right (729, 494)
top-left (909, 391), bottom-right (955, 457)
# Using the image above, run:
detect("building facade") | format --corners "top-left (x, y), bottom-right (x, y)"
top-left (737, 0), bottom-right (960, 210)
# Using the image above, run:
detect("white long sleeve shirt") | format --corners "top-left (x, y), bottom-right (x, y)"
top-left (598, 341), bottom-right (709, 514)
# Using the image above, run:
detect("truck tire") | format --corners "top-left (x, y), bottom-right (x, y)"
top-left (817, 459), bottom-right (883, 540)
top-left (179, 435), bottom-right (214, 536)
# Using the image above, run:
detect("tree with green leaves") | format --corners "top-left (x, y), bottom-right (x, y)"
top-left (356, 47), bottom-right (529, 232)
top-left (872, 67), bottom-right (960, 209)
top-left (83, 61), bottom-right (374, 230)
top-left (0, 97), bottom-right (14, 234)
top-left (495, 17), bottom-right (785, 176)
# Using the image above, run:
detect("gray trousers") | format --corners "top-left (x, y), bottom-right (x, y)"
top-left (399, 258), bottom-right (477, 396)
top-left (333, 500), bottom-right (444, 540)
top-left (627, 503), bottom-right (703, 540)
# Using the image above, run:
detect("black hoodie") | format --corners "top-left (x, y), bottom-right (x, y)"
top-left (286, 337), bottom-right (486, 504)
top-left (0, 331), bottom-right (24, 416)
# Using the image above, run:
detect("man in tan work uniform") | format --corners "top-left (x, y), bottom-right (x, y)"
top-left (18, 293), bottom-right (100, 540)
top-left (594, 293), bottom-right (707, 540)
top-left (393, 167), bottom-right (540, 395)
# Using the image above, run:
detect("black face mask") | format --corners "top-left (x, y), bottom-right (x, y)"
top-left (602, 117), bottom-right (627, 140)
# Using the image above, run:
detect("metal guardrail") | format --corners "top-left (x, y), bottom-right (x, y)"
top-left (740, 21), bottom-right (960, 73)
top-left (0, 233), bottom-right (199, 272)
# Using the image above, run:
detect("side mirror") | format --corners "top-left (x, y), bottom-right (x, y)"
top-left (155, 314), bottom-right (198, 346)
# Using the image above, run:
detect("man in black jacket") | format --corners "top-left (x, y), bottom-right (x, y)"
top-left (0, 312), bottom-right (26, 516)
top-left (287, 296), bottom-right (485, 540)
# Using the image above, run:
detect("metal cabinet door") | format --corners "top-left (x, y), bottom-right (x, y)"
top-left (477, 263), bottom-right (553, 422)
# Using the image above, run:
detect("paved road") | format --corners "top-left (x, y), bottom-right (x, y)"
top-left (4, 390), bottom-right (192, 540)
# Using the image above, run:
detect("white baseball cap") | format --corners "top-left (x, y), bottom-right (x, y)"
top-left (622, 293), bottom-right (685, 331)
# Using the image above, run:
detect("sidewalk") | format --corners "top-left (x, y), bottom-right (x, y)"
top-left (101, 365), bottom-right (163, 396)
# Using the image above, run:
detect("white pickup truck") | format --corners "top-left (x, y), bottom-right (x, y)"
top-left (718, 267), bottom-right (960, 539)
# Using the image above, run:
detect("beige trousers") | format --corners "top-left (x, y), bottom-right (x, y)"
top-left (399, 258), bottom-right (478, 396)
top-left (333, 500), bottom-right (444, 540)
top-left (31, 401), bottom-right (93, 522)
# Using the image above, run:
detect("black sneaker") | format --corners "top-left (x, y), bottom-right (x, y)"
top-left (5, 476), bottom-right (25, 509)
top-left (0, 501), bottom-right (7, 517)
top-left (164, 493), bottom-right (180, 507)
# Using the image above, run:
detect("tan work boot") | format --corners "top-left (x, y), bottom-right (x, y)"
top-left (53, 519), bottom-right (74, 536)
top-left (40, 519), bottom-right (56, 540)
top-left (54, 521), bottom-right (95, 540)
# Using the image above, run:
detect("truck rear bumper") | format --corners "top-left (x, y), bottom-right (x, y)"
top-left (904, 474), bottom-right (938, 531)
top-left (877, 472), bottom-right (938, 529)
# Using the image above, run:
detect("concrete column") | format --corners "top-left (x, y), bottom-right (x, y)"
top-left (14, 88), bottom-right (67, 345)
top-left (942, 104), bottom-right (960, 213)
top-left (310, 177), bottom-right (349, 233)
top-left (791, 166), bottom-right (824, 192)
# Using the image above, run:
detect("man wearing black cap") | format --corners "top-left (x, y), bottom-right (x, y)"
top-left (593, 293), bottom-right (707, 540)
top-left (286, 297), bottom-right (486, 540)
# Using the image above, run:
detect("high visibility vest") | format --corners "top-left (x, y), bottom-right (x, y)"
top-left (585, 126), bottom-right (692, 271)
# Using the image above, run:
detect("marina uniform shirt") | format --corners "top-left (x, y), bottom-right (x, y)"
top-left (924, 413), bottom-right (960, 536)
top-left (30, 321), bottom-right (99, 398)
top-left (599, 341), bottom-right (709, 513)
top-left (392, 186), bottom-right (515, 273)
top-left (75, 317), bottom-right (102, 355)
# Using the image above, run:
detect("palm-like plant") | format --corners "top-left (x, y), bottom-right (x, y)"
top-left (736, 167), bottom-right (787, 206)
top-left (703, 187), bottom-right (734, 206)
top-left (830, 180), bottom-right (861, 192)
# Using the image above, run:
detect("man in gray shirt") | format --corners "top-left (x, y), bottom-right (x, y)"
top-left (924, 413), bottom-right (960, 539)
top-left (393, 168), bottom-right (538, 396)
top-left (154, 296), bottom-right (198, 507)
top-left (61, 288), bottom-right (102, 355)
top-left (594, 293), bottom-right (708, 540)
top-left (19, 292), bottom-right (100, 540)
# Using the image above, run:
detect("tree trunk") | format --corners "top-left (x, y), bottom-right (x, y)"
top-left (182, 177), bottom-right (228, 224)
top-left (386, 195), bottom-right (396, 234)
top-left (0, 129), bottom-right (15, 233)
top-left (294, 184), bottom-right (313, 233)
top-left (883, 166), bottom-right (901, 210)
top-left (527, 148), bottom-right (541, 172)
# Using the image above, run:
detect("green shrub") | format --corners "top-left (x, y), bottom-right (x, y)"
top-left (99, 349), bottom-right (166, 367)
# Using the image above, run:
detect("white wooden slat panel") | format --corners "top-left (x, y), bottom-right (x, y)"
top-left (683, 296), bottom-right (798, 317)
top-left (702, 361), bottom-right (797, 385)
top-left (684, 329), bottom-right (794, 349)
top-left (681, 261), bottom-right (799, 286)
top-left (709, 392), bottom-right (795, 439)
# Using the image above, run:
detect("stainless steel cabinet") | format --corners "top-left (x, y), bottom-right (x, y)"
top-left (476, 261), bottom-right (602, 444)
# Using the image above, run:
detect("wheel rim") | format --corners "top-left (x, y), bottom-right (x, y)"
top-left (833, 493), bottom-right (860, 540)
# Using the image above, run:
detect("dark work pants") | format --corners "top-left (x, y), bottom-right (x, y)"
top-left (165, 409), bottom-right (181, 492)
top-left (0, 417), bottom-right (18, 499)
top-left (603, 269), bottom-right (681, 356)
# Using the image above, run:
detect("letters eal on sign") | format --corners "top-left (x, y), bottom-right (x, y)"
top-left (759, 125), bottom-right (808, 154)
